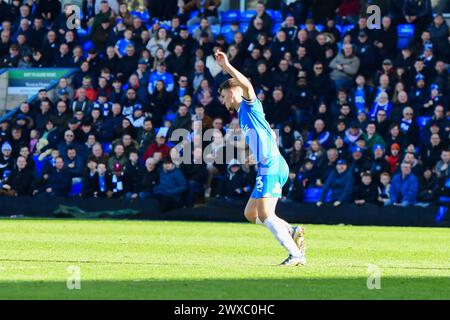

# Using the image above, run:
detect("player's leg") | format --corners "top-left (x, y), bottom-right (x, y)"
top-left (244, 197), bottom-right (259, 224)
top-left (247, 196), bottom-right (304, 248)
top-left (256, 197), bottom-right (305, 266)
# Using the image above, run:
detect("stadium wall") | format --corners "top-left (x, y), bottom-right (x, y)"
top-left (0, 197), bottom-right (448, 227)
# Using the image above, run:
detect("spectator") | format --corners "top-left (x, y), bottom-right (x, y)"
top-left (92, 162), bottom-right (113, 198)
top-left (369, 92), bottom-right (392, 120)
top-left (282, 170), bottom-right (304, 202)
top-left (377, 171), bottom-right (391, 205)
top-left (81, 159), bottom-right (98, 198)
top-left (181, 148), bottom-right (208, 207)
top-left (0, 156), bottom-right (33, 196)
top-left (123, 150), bottom-right (142, 200)
top-left (184, 0), bottom-right (221, 27)
top-left (218, 159), bottom-right (251, 199)
top-left (33, 156), bottom-right (71, 197)
top-left (148, 62), bottom-right (174, 95)
top-left (417, 167), bottom-right (439, 205)
top-left (399, 106), bottom-right (420, 146)
top-left (172, 104), bottom-right (192, 131)
top-left (317, 159), bottom-right (354, 207)
top-left (363, 122), bottom-right (386, 154)
top-left (320, 147), bottom-right (339, 183)
top-left (353, 171), bottom-right (378, 205)
top-left (64, 147), bottom-right (85, 179)
top-left (388, 161), bottom-right (419, 207)
top-left (136, 157), bottom-right (160, 199)
top-left (329, 43), bottom-right (360, 91)
top-left (143, 133), bottom-right (170, 161)
top-left (0, 142), bottom-right (14, 177)
top-left (107, 143), bottom-right (128, 171)
top-left (250, 1), bottom-right (272, 35)
top-left (153, 158), bottom-right (187, 211)
top-left (434, 149), bottom-right (450, 191)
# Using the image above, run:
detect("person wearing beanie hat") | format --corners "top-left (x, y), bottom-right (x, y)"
top-left (386, 143), bottom-right (401, 174)
top-left (350, 144), bottom-right (371, 182)
top-left (371, 144), bottom-right (390, 180)
top-left (1, 141), bottom-right (13, 164)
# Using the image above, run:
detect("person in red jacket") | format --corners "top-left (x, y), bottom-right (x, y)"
top-left (143, 134), bottom-right (170, 161)
top-left (385, 143), bottom-right (401, 174)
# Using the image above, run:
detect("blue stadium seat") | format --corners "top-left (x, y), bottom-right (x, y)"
top-left (164, 112), bottom-right (176, 123)
top-left (240, 10), bottom-right (256, 22)
top-left (240, 22), bottom-right (249, 33)
top-left (221, 24), bottom-right (236, 43)
top-left (188, 24), bottom-right (200, 34)
top-left (220, 10), bottom-right (240, 23)
top-left (397, 24), bottom-right (415, 49)
top-left (445, 177), bottom-right (450, 189)
top-left (77, 28), bottom-right (88, 38)
top-left (102, 143), bottom-right (112, 154)
top-left (141, 10), bottom-right (150, 22)
top-left (417, 116), bottom-right (431, 129)
top-left (335, 25), bottom-right (342, 33)
top-left (316, 24), bottom-right (324, 32)
top-left (159, 24), bottom-right (171, 31)
top-left (190, 10), bottom-right (199, 19)
top-left (130, 10), bottom-right (149, 22)
top-left (341, 24), bottom-right (354, 36)
top-left (221, 24), bottom-right (234, 34)
top-left (130, 10), bottom-right (140, 18)
top-left (267, 10), bottom-right (282, 22)
top-left (397, 23), bottom-right (415, 37)
top-left (272, 22), bottom-right (281, 34)
top-left (304, 187), bottom-right (330, 202)
top-left (33, 155), bottom-right (44, 177)
top-left (211, 24), bottom-right (221, 37)
top-left (83, 40), bottom-right (94, 52)
top-left (69, 180), bottom-right (83, 197)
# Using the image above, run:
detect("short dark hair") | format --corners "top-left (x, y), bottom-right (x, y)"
top-left (218, 78), bottom-right (240, 93)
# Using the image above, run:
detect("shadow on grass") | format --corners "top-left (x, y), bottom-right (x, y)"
top-left (0, 277), bottom-right (449, 300)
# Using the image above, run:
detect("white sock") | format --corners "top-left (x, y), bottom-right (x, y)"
top-left (255, 217), bottom-right (264, 225)
top-left (263, 215), bottom-right (302, 258)
top-left (257, 216), bottom-right (293, 234)
top-left (276, 216), bottom-right (293, 235)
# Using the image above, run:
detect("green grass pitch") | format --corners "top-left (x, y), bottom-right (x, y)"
top-left (0, 219), bottom-right (449, 300)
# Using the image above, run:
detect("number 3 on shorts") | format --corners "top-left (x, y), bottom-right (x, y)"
top-left (256, 176), bottom-right (263, 193)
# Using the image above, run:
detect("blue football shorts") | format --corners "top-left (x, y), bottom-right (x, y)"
top-left (251, 155), bottom-right (289, 199)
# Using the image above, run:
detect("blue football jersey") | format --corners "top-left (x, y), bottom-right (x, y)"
top-left (238, 97), bottom-right (280, 165)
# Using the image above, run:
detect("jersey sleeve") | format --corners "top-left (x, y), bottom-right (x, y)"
top-left (242, 97), bottom-right (264, 114)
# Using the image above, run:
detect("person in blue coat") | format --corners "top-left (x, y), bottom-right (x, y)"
top-left (34, 156), bottom-right (72, 197)
top-left (387, 161), bottom-right (419, 207)
top-left (317, 159), bottom-right (354, 207)
top-left (153, 157), bottom-right (188, 212)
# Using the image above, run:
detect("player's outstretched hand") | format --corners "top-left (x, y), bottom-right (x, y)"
top-left (214, 49), bottom-right (229, 67)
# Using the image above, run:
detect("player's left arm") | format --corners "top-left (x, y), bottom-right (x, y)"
top-left (215, 50), bottom-right (256, 102)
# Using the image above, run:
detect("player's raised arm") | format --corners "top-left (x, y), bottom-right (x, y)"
top-left (215, 50), bottom-right (256, 102)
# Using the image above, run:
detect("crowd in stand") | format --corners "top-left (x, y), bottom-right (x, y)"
top-left (0, 0), bottom-right (449, 211)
